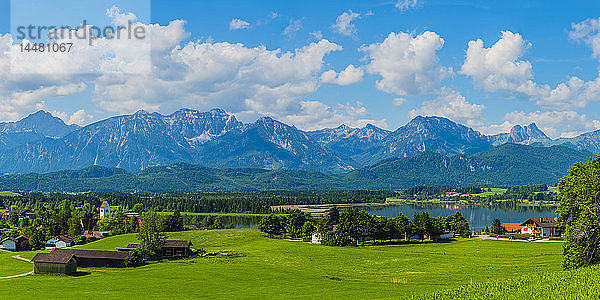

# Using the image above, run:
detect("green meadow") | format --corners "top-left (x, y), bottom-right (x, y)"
top-left (3, 229), bottom-right (563, 298)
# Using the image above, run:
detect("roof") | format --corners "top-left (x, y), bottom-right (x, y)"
top-left (501, 223), bottom-right (523, 232)
top-left (100, 201), bottom-right (108, 208)
top-left (126, 240), bottom-right (191, 249)
top-left (164, 240), bottom-right (192, 248)
top-left (53, 249), bottom-right (130, 260)
top-left (32, 252), bottom-right (75, 264)
top-left (2, 235), bottom-right (29, 243)
top-left (55, 235), bottom-right (74, 243)
top-left (520, 218), bottom-right (558, 228)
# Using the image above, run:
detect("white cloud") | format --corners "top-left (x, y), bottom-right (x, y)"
top-left (460, 31), bottom-right (544, 98)
top-left (395, 0), bottom-right (418, 11)
top-left (310, 31), bottom-right (323, 40)
top-left (229, 18), bottom-right (250, 31)
top-left (570, 17), bottom-right (600, 60)
top-left (332, 10), bottom-right (361, 38)
top-left (283, 19), bottom-right (302, 38)
top-left (361, 31), bottom-right (452, 95)
top-left (67, 109), bottom-right (94, 125)
top-left (408, 88), bottom-right (484, 126)
top-left (320, 65), bottom-right (364, 86)
top-left (283, 101), bottom-right (387, 130)
top-left (483, 110), bottom-right (600, 139)
top-left (461, 30), bottom-right (600, 110)
top-left (392, 97), bottom-right (407, 106)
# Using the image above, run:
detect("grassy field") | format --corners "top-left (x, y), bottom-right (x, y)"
top-left (2, 228), bottom-right (564, 298)
top-left (470, 187), bottom-right (509, 196)
top-left (0, 191), bottom-right (21, 197)
top-left (0, 251), bottom-right (32, 277)
top-left (425, 264), bottom-right (600, 299)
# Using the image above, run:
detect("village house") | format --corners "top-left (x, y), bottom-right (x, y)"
top-left (126, 240), bottom-right (194, 258)
top-left (52, 249), bottom-right (130, 268)
top-left (501, 223), bottom-right (523, 233)
top-left (80, 218), bottom-right (100, 234)
top-left (83, 231), bottom-right (111, 240)
top-left (1, 235), bottom-right (30, 251)
top-left (520, 218), bottom-right (561, 237)
top-left (32, 251), bottom-right (77, 275)
top-left (46, 235), bottom-right (75, 248)
top-left (100, 201), bottom-right (111, 219)
top-left (1, 209), bottom-right (37, 220)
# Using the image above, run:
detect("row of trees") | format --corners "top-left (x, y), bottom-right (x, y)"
top-left (0, 190), bottom-right (391, 215)
top-left (259, 208), bottom-right (471, 246)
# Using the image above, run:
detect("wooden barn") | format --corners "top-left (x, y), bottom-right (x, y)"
top-left (1, 235), bottom-right (30, 251)
top-left (53, 249), bottom-right (130, 267)
top-left (32, 252), bottom-right (77, 274)
top-left (127, 240), bottom-right (193, 258)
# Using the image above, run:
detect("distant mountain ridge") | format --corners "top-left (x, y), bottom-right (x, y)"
top-left (0, 143), bottom-right (590, 192)
top-left (0, 108), bottom-right (598, 174)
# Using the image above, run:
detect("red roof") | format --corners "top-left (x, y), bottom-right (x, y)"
top-left (100, 201), bottom-right (108, 208)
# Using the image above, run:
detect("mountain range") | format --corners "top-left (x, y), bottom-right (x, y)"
top-left (0, 144), bottom-right (590, 192)
top-left (0, 108), bottom-right (597, 175)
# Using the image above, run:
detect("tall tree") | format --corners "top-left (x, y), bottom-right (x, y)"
top-left (137, 211), bottom-right (168, 260)
top-left (557, 156), bottom-right (600, 269)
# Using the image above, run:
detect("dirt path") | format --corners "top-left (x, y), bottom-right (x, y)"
top-left (0, 255), bottom-right (33, 279)
top-left (12, 255), bottom-right (32, 263)
top-left (0, 271), bottom-right (33, 279)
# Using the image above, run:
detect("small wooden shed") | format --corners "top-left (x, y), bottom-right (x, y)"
top-left (32, 252), bottom-right (77, 274)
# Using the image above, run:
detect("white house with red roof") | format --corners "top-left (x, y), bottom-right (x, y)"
top-left (100, 201), bottom-right (111, 219)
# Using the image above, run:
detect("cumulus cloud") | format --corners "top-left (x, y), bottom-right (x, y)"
top-left (0, 8), bottom-right (345, 124)
top-left (320, 65), bottom-right (364, 86)
top-left (67, 109), bottom-right (94, 125)
top-left (395, 0), bottom-right (418, 11)
top-left (229, 18), bottom-right (250, 31)
top-left (460, 31), bottom-right (544, 98)
top-left (310, 31), bottom-right (323, 40)
top-left (284, 101), bottom-right (387, 130)
top-left (361, 31), bottom-right (452, 95)
top-left (332, 10), bottom-right (361, 38)
top-left (570, 17), bottom-right (600, 60)
top-left (408, 88), bottom-right (484, 126)
top-left (461, 30), bottom-right (600, 110)
top-left (283, 19), bottom-right (302, 38)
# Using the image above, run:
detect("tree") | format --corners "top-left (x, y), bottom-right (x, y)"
top-left (446, 212), bottom-right (471, 237)
top-left (557, 156), bottom-right (600, 269)
top-left (258, 214), bottom-right (284, 238)
top-left (411, 212), bottom-right (432, 240)
top-left (137, 211), bottom-right (167, 260)
top-left (491, 219), bottom-right (505, 235)
top-left (8, 211), bottom-right (18, 227)
top-left (68, 217), bottom-right (83, 237)
top-left (328, 207), bottom-right (340, 225)
top-left (285, 209), bottom-right (312, 238)
top-left (394, 213), bottom-right (410, 240)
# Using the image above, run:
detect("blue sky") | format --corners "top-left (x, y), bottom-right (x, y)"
top-left (1, 0), bottom-right (600, 138)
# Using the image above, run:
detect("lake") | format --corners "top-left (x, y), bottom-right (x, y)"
top-left (366, 203), bottom-right (558, 232)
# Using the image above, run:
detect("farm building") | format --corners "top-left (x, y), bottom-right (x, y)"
top-left (1, 235), bottom-right (30, 251)
top-left (126, 240), bottom-right (194, 258)
top-left (520, 218), bottom-right (561, 237)
top-left (53, 249), bottom-right (130, 267)
top-left (46, 235), bottom-right (75, 248)
top-left (32, 252), bottom-right (77, 274)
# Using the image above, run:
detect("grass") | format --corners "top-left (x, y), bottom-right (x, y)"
top-left (0, 251), bottom-right (32, 277)
top-left (0, 191), bottom-right (21, 197)
top-left (2, 228), bottom-right (563, 298)
top-left (470, 188), bottom-right (509, 196)
top-left (425, 265), bottom-right (600, 299)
